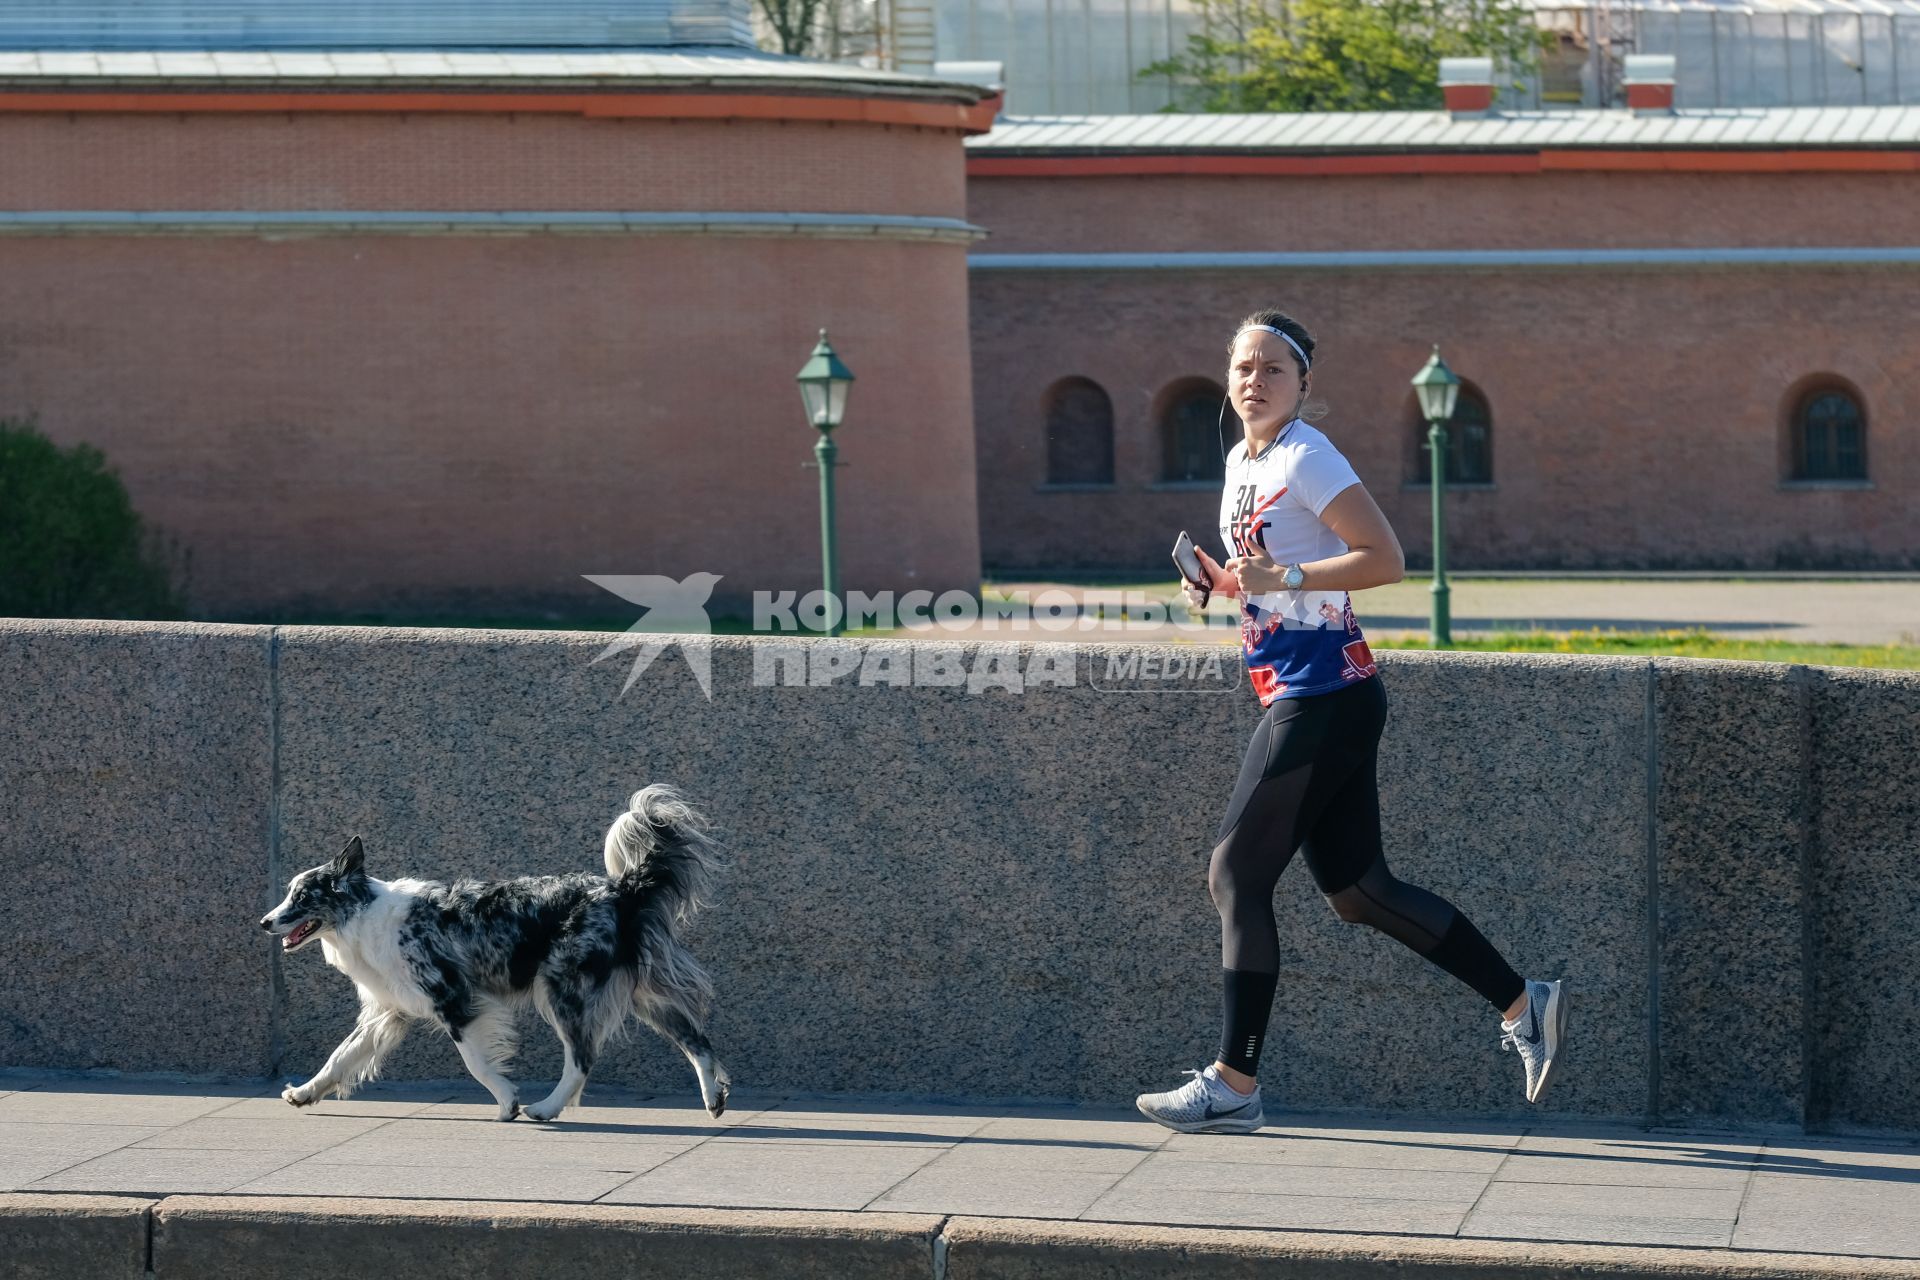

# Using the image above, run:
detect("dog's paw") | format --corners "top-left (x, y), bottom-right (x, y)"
top-left (495, 1100), bottom-right (522, 1122)
top-left (523, 1100), bottom-right (564, 1123)
top-left (707, 1082), bottom-right (730, 1119)
top-left (282, 1084), bottom-right (318, 1108)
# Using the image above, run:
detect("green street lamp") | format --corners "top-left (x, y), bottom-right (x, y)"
top-left (1411, 345), bottom-right (1461, 648)
top-left (796, 329), bottom-right (855, 636)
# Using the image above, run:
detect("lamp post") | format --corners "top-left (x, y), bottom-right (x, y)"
top-left (1411, 346), bottom-right (1461, 648)
top-left (796, 329), bottom-right (855, 636)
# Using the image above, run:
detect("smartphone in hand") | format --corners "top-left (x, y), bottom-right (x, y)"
top-left (1172, 531), bottom-right (1211, 608)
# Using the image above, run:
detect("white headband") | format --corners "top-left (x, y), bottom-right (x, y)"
top-left (1236, 324), bottom-right (1310, 371)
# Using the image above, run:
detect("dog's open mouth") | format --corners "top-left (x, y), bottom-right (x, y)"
top-left (282, 920), bottom-right (320, 951)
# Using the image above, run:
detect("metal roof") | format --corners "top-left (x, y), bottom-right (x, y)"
top-left (0, 46), bottom-right (988, 97)
top-left (967, 106), bottom-right (1920, 151)
top-left (1522, 0), bottom-right (1920, 13)
top-left (0, 0), bottom-right (755, 50)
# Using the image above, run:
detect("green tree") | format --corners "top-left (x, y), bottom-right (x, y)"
top-left (0, 416), bottom-right (187, 619)
top-left (752, 0), bottom-right (889, 60)
top-left (754, 0), bottom-right (827, 55)
top-left (1142, 0), bottom-right (1551, 113)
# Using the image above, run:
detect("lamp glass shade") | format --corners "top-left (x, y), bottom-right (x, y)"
top-left (796, 329), bottom-right (855, 431)
top-left (1411, 346), bottom-right (1461, 423)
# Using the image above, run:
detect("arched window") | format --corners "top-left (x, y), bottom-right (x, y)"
top-left (1160, 380), bottom-right (1226, 483)
top-left (1791, 387), bottom-right (1867, 481)
top-left (1412, 386), bottom-right (1493, 485)
top-left (1043, 377), bottom-right (1114, 485)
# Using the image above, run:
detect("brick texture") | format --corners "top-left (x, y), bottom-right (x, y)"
top-left (969, 169), bottom-right (1919, 571)
top-left (966, 170), bottom-right (1920, 254)
top-left (0, 110), bottom-right (979, 615)
top-left (0, 112), bottom-right (964, 215)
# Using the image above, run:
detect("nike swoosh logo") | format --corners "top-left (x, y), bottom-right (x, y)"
top-left (1527, 1002), bottom-right (1545, 1045)
top-left (1204, 1097), bottom-right (1258, 1119)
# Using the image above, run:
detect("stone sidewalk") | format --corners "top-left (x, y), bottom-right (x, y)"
top-left (6, 1074), bottom-right (1920, 1272)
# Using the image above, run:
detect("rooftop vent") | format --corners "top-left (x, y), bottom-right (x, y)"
top-left (893, 0), bottom-right (936, 75)
top-left (1623, 54), bottom-right (1677, 114)
top-left (1439, 57), bottom-right (1495, 119)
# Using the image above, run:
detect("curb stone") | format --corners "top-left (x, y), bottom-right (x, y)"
top-left (0, 1194), bottom-right (153, 1280)
top-left (4, 1194), bottom-right (1919, 1279)
top-left (938, 1217), bottom-right (1920, 1279)
top-left (148, 1197), bottom-right (944, 1279)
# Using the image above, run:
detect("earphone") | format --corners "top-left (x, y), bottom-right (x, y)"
top-left (1216, 378), bottom-right (1308, 467)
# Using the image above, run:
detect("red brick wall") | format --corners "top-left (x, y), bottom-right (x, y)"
top-left (0, 112), bottom-right (964, 214)
top-left (968, 170), bottom-right (1920, 571)
top-left (0, 111), bottom-right (979, 616)
top-left (966, 171), bottom-right (1920, 253)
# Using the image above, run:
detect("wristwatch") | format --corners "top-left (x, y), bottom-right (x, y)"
top-left (1282, 563), bottom-right (1306, 591)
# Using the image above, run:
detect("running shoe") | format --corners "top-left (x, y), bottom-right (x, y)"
top-left (1135, 1065), bottom-right (1264, 1133)
top-left (1501, 978), bottom-right (1569, 1104)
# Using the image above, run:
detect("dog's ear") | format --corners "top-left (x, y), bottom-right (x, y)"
top-left (332, 836), bottom-right (365, 877)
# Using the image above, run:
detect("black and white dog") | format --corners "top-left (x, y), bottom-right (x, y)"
top-left (260, 785), bottom-right (729, 1122)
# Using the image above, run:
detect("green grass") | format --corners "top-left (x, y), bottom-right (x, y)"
top-left (1371, 627), bottom-right (1920, 670)
top-left (209, 584), bottom-right (1920, 671)
top-left (989, 578), bottom-right (1920, 670)
top-left (203, 613), bottom-right (767, 635)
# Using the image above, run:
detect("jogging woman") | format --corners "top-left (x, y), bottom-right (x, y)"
top-left (1135, 310), bottom-right (1567, 1134)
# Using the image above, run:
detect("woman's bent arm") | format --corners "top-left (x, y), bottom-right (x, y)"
top-left (1226, 483), bottom-right (1405, 595)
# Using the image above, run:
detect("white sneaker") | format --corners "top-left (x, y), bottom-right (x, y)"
top-left (1135, 1065), bottom-right (1264, 1134)
top-left (1501, 978), bottom-right (1569, 1104)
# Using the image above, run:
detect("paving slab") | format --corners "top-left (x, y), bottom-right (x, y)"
top-left (0, 1120), bottom-right (172, 1155)
top-left (736, 1103), bottom-right (998, 1142)
top-left (1750, 1136), bottom-right (1920, 1182)
top-left (27, 1146), bottom-right (306, 1195)
top-left (0, 1082), bottom-right (267, 1127)
top-left (1735, 1169), bottom-right (1920, 1258)
top-left (397, 1110), bottom-right (738, 1144)
top-left (208, 1085), bottom-right (455, 1121)
top-left (0, 1154), bottom-right (99, 1192)
top-left (230, 1160), bottom-right (643, 1202)
top-left (870, 1164), bottom-right (1130, 1218)
top-left (713, 1117), bottom-right (987, 1146)
top-left (6, 1076), bottom-right (1920, 1272)
top-left (359, 1115), bottom-right (709, 1147)
top-left (1161, 1122), bottom-right (1518, 1171)
top-left (1116, 1153), bottom-right (1492, 1202)
top-left (129, 1114), bottom-right (392, 1153)
top-left (1460, 1180), bottom-right (1744, 1248)
top-left (1082, 1183), bottom-right (1479, 1234)
top-left (307, 1130), bottom-right (695, 1174)
top-left (963, 1113), bottom-right (1171, 1150)
top-left (598, 1140), bottom-right (947, 1210)
top-left (0, 1123), bottom-right (171, 1191)
top-left (402, 1092), bottom-right (775, 1138)
top-left (915, 1138), bottom-right (1158, 1173)
top-left (1494, 1132), bottom-right (1762, 1188)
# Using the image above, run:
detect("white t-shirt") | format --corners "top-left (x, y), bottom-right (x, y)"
top-left (1217, 419), bottom-right (1378, 704)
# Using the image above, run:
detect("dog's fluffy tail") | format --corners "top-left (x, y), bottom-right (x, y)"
top-left (602, 784), bottom-right (722, 930)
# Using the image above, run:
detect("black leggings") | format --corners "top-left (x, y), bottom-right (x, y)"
top-left (1210, 676), bottom-right (1524, 1075)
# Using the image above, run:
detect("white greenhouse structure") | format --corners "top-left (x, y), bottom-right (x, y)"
top-left (4, 0), bottom-right (1915, 112)
top-left (929, 0), bottom-right (1920, 112)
